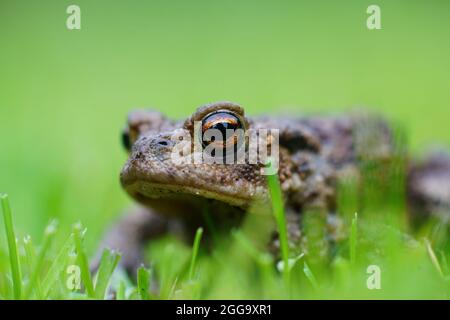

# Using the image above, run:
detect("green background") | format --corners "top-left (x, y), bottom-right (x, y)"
top-left (1, 0), bottom-right (449, 251)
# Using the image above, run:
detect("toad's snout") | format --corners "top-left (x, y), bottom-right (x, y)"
top-left (120, 133), bottom-right (179, 187)
top-left (133, 133), bottom-right (176, 159)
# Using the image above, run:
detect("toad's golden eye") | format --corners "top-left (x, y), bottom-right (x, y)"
top-left (201, 111), bottom-right (244, 150)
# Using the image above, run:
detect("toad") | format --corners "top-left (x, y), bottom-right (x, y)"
top-left (96, 101), bottom-right (450, 275)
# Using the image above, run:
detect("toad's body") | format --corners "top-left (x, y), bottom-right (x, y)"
top-left (97, 101), bottom-right (450, 274)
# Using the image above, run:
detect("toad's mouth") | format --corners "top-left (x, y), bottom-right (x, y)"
top-left (123, 179), bottom-right (253, 209)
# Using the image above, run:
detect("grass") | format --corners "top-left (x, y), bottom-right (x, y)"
top-left (303, 262), bottom-right (318, 290)
top-left (137, 266), bottom-right (151, 300)
top-left (266, 168), bottom-right (290, 286)
top-left (1, 194), bottom-right (22, 299)
top-left (188, 228), bottom-right (204, 281)
top-left (1, 0), bottom-right (450, 300)
top-left (2, 160), bottom-right (450, 299)
top-left (350, 212), bottom-right (358, 265)
top-left (94, 249), bottom-right (120, 299)
top-left (23, 220), bottom-right (57, 299)
top-left (73, 223), bottom-right (95, 298)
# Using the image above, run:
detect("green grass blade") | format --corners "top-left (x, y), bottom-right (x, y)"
top-left (41, 234), bottom-right (75, 299)
top-left (23, 235), bottom-right (36, 275)
top-left (266, 167), bottom-right (290, 283)
top-left (23, 235), bottom-right (44, 299)
top-left (425, 238), bottom-right (444, 278)
top-left (350, 212), bottom-right (358, 265)
top-left (94, 249), bottom-right (121, 299)
top-left (188, 227), bottom-right (203, 281)
top-left (116, 280), bottom-right (126, 300)
top-left (1, 194), bottom-right (22, 299)
top-left (72, 222), bottom-right (95, 297)
top-left (168, 277), bottom-right (179, 299)
top-left (137, 266), bottom-right (151, 300)
top-left (303, 262), bottom-right (318, 289)
top-left (23, 220), bottom-right (57, 299)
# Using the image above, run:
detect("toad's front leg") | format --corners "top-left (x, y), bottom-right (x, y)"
top-left (92, 206), bottom-right (169, 277)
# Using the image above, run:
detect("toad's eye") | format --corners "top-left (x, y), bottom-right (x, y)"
top-left (201, 111), bottom-right (244, 151)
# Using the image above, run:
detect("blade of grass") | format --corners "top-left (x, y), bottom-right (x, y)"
top-left (1, 194), bottom-right (22, 299)
top-left (23, 220), bottom-right (57, 299)
top-left (266, 163), bottom-right (290, 284)
top-left (93, 249), bottom-right (121, 299)
top-left (168, 277), bottom-right (179, 299)
top-left (23, 235), bottom-right (44, 299)
top-left (137, 266), bottom-right (151, 300)
top-left (72, 222), bottom-right (95, 297)
top-left (116, 280), bottom-right (126, 300)
top-left (303, 261), bottom-right (318, 289)
top-left (23, 235), bottom-right (36, 275)
top-left (425, 238), bottom-right (443, 278)
top-left (350, 212), bottom-right (358, 265)
top-left (188, 227), bottom-right (203, 281)
top-left (41, 234), bottom-right (74, 298)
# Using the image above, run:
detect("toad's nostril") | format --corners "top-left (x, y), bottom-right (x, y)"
top-left (155, 138), bottom-right (169, 146)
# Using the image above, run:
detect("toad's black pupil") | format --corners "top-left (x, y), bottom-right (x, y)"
top-left (210, 122), bottom-right (236, 139)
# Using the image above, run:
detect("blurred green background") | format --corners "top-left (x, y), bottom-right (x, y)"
top-left (1, 0), bottom-right (449, 252)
